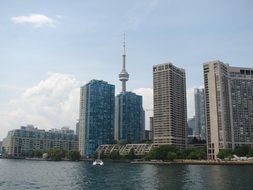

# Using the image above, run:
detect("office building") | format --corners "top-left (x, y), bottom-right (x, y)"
top-left (79, 80), bottom-right (115, 157)
top-left (194, 88), bottom-right (206, 140)
top-left (2, 125), bottom-right (78, 158)
top-left (203, 60), bottom-right (253, 159)
top-left (153, 63), bottom-right (187, 150)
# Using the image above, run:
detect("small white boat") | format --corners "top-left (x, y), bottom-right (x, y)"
top-left (92, 159), bottom-right (104, 166)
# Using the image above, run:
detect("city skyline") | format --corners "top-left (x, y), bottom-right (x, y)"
top-left (1, 0), bottom-right (253, 140)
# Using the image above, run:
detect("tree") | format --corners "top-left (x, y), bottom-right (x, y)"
top-left (187, 149), bottom-right (205, 160)
top-left (149, 145), bottom-right (178, 161)
top-left (68, 150), bottom-right (81, 161)
top-left (109, 150), bottom-right (120, 160)
top-left (233, 146), bottom-right (250, 157)
top-left (167, 152), bottom-right (177, 161)
top-left (47, 148), bottom-right (66, 161)
top-left (217, 149), bottom-right (232, 159)
top-left (127, 148), bottom-right (136, 160)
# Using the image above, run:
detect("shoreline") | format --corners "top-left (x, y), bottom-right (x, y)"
top-left (131, 159), bottom-right (253, 165)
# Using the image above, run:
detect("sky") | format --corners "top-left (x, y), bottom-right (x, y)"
top-left (1, 0), bottom-right (253, 140)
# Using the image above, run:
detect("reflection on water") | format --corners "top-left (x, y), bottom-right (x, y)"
top-left (0, 159), bottom-right (253, 190)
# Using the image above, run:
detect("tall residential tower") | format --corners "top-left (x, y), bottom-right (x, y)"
top-left (153, 63), bottom-right (187, 150)
top-left (204, 60), bottom-right (253, 159)
top-left (194, 88), bottom-right (206, 140)
top-left (79, 80), bottom-right (115, 157)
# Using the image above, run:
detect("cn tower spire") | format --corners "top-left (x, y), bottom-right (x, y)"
top-left (119, 34), bottom-right (129, 92)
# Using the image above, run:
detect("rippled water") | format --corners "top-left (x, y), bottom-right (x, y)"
top-left (0, 159), bottom-right (253, 190)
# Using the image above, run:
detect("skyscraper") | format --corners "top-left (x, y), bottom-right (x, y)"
top-left (114, 38), bottom-right (145, 143)
top-left (79, 80), bottom-right (115, 157)
top-left (115, 92), bottom-right (145, 143)
top-left (203, 60), bottom-right (253, 159)
top-left (153, 63), bottom-right (187, 150)
top-left (194, 88), bottom-right (206, 140)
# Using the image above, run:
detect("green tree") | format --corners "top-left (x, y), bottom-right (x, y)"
top-left (149, 145), bottom-right (178, 161)
top-left (187, 149), bottom-right (205, 160)
top-left (167, 152), bottom-right (177, 161)
top-left (109, 150), bottom-right (120, 160)
top-left (217, 149), bottom-right (232, 159)
top-left (233, 146), bottom-right (250, 157)
top-left (68, 150), bottom-right (81, 161)
top-left (47, 148), bottom-right (66, 161)
top-left (127, 148), bottom-right (136, 160)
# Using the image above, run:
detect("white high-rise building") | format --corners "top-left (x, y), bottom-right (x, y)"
top-left (203, 60), bottom-right (253, 159)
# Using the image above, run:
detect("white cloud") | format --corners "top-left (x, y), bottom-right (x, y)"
top-left (11, 14), bottom-right (58, 28)
top-left (1, 73), bottom-right (81, 140)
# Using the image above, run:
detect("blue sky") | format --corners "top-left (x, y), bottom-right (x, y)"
top-left (1, 0), bottom-right (253, 140)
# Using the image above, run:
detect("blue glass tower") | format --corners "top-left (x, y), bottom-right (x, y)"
top-left (79, 80), bottom-right (115, 157)
top-left (115, 92), bottom-right (145, 143)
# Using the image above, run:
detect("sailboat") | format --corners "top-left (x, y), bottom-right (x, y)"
top-left (92, 151), bottom-right (104, 166)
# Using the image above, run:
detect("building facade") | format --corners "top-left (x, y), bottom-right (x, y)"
top-left (194, 88), bottom-right (206, 140)
top-left (79, 80), bottom-right (115, 157)
top-left (203, 60), bottom-right (253, 159)
top-left (115, 92), bottom-right (145, 143)
top-left (153, 63), bottom-right (187, 150)
top-left (2, 125), bottom-right (78, 157)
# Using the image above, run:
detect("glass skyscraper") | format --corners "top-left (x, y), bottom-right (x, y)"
top-left (114, 92), bottom-right (145, 143)
top-left (194, 88), bottom-right (206, 140)
top-left (79, 80), bottom-right (115, 157)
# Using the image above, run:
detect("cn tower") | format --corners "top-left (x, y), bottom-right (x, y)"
top-left (118, 35), bottom-right (129, 92)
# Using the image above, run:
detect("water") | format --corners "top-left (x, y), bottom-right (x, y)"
top-left (0, 159), bottom-right (253, 190)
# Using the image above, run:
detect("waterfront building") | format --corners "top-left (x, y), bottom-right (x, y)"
top-left (153, 63), bottom-right (187, 150)
top-left (114, 38), bottom-right (145, 144)
top-left (2, 125), bottom-right (78, 157)
top-left (203, 60), bottom-right (253, 159)
top-left (194, 88), bottom-right (206, 140)
top-left (115, 92), bottom-right (145, 143)
top-left (79, 80), bottom-right (115, 157)
top-left (96, 143), bottom-right (155, 156)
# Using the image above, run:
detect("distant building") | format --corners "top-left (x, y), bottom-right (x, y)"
top-left (114, 39), bottom-right (145, 144)
top-left (50, 126), bottom-right (74, 134)
top-left (79, 80), bottom-right (115, 157)
top-left (0, 141), bottom-right (2, 154)
top-left (76, 122), bottom-right (79, 137)
top-left (204, 60), bottom-right (253, 159)
top-left (153, 63), bottom-right (187, 150)
top-left (187, 117), bottom-right (196, 137)
top-left (149, 117), bottom-right (154, 140)
top-left (194, 88), bottom-right (206, 140)
top-left (2, 125), bottom-right (78, 158)
top-left (144, 130), bottom-right (152, 141)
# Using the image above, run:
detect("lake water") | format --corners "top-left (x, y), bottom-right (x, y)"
top-left (0, 159), bottom-right (253, 190)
